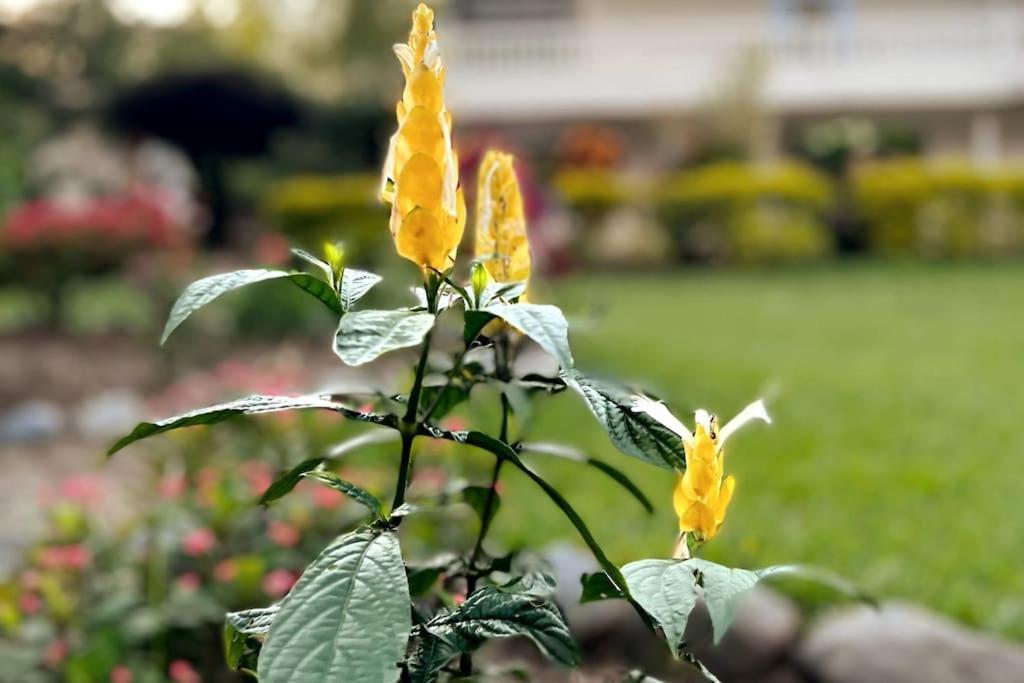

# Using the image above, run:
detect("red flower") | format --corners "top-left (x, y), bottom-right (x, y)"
top-left (181, 528), bottom-right (216, 557)
top-left (213, 560), bottom-right (238, 583)
top-left (159, 473), bottom-right (188, 501)
top-left (43, 639), bottom-right (69, 669)
top-left (268, 521), bottom-right (300, 548)
top-left (18, 592), bottom-right (42, 614)
top-left (176, 572), bottom-right (202, 592)
top-left (111, 665), bottom-right (134, 683)
top-left (168, 659), bottom-right (201, 683)
top-left (262, 570), bottom-right (297, 599)
top-left (38, 544), bottom-right (92, 571)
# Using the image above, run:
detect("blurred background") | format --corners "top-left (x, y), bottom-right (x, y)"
top-left (1, 0), bottom-right (1023, 681)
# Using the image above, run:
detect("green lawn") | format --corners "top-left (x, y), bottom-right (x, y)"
top-left (486, 263), bottom-right (1024, 637)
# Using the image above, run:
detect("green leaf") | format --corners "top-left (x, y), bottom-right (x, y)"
top-left (161, 269), bottom-right (341, 344)
top-left (520, 442), bottom-right (654, 513)
top-left (579, 572), bottom-right (625, 603)
top-left (483, 302), bottom-right (573, 369)
top-left (424, 587), bottom-right (579, 666)
top-left (564, 373), bottom-right (686, 470)
top-left (334, 309), bottom-right (436, 366)
top-left (227, 604), bottom-right (280, 636)
top-left (480, 280), bottom-right (527, 307)
top-left (300, 471), bottom-right (382, 518)
top-left (287, 272), bottom-right (345, 315)
top-left (328, 430), bottom-right (400, 457)
top-left (258, 529), bottom-right (410, 683)
top-left (497, 571), bottom-right (558, 599)
top-left (406, 553), bottom-right (460, 597)
top-left (463, 309), bottom-right (495, 344)
top-left (260, 457), bottom-right (325, 505)
top-left (621, 559), bottom-right (700, 656)
top-left (461, 485), bottom-right (500, 526)
top-left (419, 382), bottom-right (472, 421)
top-left (291, 248), bottom-right (333, 282)
top-left (686, 559), bottom-right (863, 645)
top-left (339, 268), bottom-right (382, 310)
top-left (108, 394), bottom-right (393, 456)
top-left (223, 621), bottom-right (247, 670)
top-left (407, 629), bottom-right (461, 683)
top-left (224, 605), bottom-right (279, 670)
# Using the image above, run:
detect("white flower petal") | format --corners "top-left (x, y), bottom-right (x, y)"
top-left (694, 409), bottom-right (713, 433)
top-left (718, 399), bottom-right (771, 446)
top-left (631, 395), bottom-right (692, 446)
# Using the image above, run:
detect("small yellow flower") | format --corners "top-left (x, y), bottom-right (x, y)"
top-left (632, 397), bottom-right (771, 543)
top-left (474, 150), bottom-right (531, 287)
top-left (381, 3), bottom-right (466, 271)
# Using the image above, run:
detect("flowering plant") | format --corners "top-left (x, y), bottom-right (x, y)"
top-left (110, 5), bottom-right (859, 681)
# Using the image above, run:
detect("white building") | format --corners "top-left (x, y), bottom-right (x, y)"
top-left (439, 0), bottom-right (1024, 163)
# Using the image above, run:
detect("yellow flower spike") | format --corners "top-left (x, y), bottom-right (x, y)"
top-left (381, 2), bottom-right (464, 272)
top-left (474, 150), bottom-right (531, 286)
top-left (632, 397), bottom-right (771, 544)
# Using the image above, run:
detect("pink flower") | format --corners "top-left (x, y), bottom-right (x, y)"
top-left (181, 528), bottom-right (216, 557)
top-left (19, 592), bottom-right (42, 614)
top-left (262, 570), bottom-right (297, 599)
top-left (306, 482), bottom-right (344, 510)
top-left (168, 659), bottom-right (201, 683)
top-left (452, 589), bottom-right (467, 607)
top-left (43, 638), bottom-right (69, 668)
top-left (267, 521), bottom-right (300, 548)
top-left (38, 545), bottom-right (92, 571)
top-left (58, 474), bottom-right (104, 507)
top-left (242, 461), bottom-right (274, 497)
top-left (159, 473), bottom-right (188, 501)
top-left (213, 560), bottom-right (237, 583)
top-left (412, 467), bottom-right (447, 491)
top-left (176, 572), bottom-right (201, 592)
top-left (62, 545), bottom-right (92, 570)
top-left (111, 665), bottom-right (133, 683)
top-left (440, 416), bottom-right (467, 432)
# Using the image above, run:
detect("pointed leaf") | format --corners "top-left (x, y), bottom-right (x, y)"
top-left (564, 373), bottom-right (686, 470)
top-left (520, 442), bottom-right (654, 513)
top-left (300, 471), bottom-right (381, 518)
top-left (287, 272), bottom-right (344, 315)
top-left (334, 309), bottom-right (436, 366)
top-left (258, 529), bottom-right (410, 683)
top-left (108, 394), bottom-right (393, 455)
top-left (407, 629), bottom-right (460, 683)
top-left (161, 269), bottom-right (341, 344)
top-left (424, 587), bottom-right (579, 666)
top-left (340, 268), bottom-right (383, 310)
top-left (483, 303), bottom-right (573, 369)
top-left (260, 457), bottom-right (325, 505)
top-left (579, 572), bottom-right (625, 604)
top-left (292, 248), bottom-right (334, 282)
top-left (226, 604), bottom-right (280, 636)
top-left (621, 559), bottom-right (700, 656)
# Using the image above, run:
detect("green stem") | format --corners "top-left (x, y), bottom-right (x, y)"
top-left (459, 339), bottom-right (512, 676)
top-left (391, 292), bottom-right (436, 513)
top-left (420, 341), bottom-right (472, 423)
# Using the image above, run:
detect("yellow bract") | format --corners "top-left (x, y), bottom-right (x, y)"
top-left (474, 150), bottom-right (531, 286)
top-left (673, 418), bottom-right (735, 543)
top-left (381, 3), bottom-right (465, 271)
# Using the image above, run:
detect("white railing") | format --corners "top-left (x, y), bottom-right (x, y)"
top-left (442, 4), bottom-right (1024, 119)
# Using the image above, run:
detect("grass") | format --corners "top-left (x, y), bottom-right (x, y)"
top-left (483, 262), bottom-right (1024, 638)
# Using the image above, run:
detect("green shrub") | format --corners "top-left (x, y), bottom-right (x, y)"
top-left (264, 174), bottom-right (389, 263)
top-left (656, 161), bottom-right (833, 263)
top-left (552, 168), bottom-right (633, 219)
top-left (853, 160), bottom-right (1024, 257)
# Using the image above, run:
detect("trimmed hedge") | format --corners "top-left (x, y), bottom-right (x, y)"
top-left (264, 174), bottom-right (388, 261)
top-left (655, 162), bottom-right (834, 263)
top-left (853, 160), bottom-right (1024, 257)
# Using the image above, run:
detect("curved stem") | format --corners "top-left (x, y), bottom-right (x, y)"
top-left (391, 312), bottom-right (435, 513)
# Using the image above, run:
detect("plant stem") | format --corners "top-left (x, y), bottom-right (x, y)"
top-left (459, 356), bottom-right (512, 676)
top-left (420, 341), bottom-right (472, 423)
top-left (391, 317), bottom-right (434, 513)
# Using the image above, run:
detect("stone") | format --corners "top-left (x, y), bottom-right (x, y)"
top-left (0, 400), bottom-right (65, 443)
top-left (685, 588), bottom-right (803, 679)
top-left (74, 389), bottom-right (146, 439)
top-left (796, 602), bottom-right (1024, 683)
